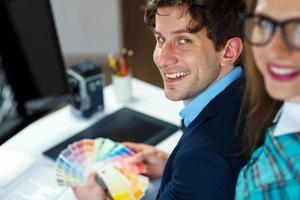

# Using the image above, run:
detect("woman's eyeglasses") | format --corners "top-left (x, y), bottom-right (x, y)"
top-left (242, 14), bottom-right (300, 51)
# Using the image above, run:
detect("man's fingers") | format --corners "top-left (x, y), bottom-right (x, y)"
top-left (127, 152), bottom-right (147, 163)
top-left (87, 172), bottom-right (98, 186)
top-left (122, 142), bottom-right (143, 152)
top-left (72, 172), bottom-right (109, 200)
top-left (72, 186), bottom-right (79, 194)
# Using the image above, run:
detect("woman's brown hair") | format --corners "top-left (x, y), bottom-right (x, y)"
top-left (240, 0), bottom-right (282, 157)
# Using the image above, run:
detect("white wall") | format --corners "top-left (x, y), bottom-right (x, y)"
top-left (50, 0), bottom-right (121, 56)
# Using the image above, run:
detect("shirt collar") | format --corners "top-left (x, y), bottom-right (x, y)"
top-left (179, 66), bottom-right (242, 127)
top-left (273, 101), bottom-right (300, 137)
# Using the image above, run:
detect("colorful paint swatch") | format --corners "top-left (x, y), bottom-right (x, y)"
top-left (55, 138), bottom-right (148, 200)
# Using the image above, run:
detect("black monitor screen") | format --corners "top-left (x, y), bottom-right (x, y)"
top-left (0, 0), bottom-right (68, 116)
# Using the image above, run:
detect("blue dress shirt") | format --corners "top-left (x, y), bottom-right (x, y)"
top-left (180, 66), bottom-right (242, 127)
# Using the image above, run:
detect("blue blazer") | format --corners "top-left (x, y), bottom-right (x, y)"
top-left (157, 78), bottom-right (246, 200)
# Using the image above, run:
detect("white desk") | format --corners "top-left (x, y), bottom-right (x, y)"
top-left (0, 78), bottom-right (183, 199)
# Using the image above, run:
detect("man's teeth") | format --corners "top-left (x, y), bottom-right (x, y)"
top-left (165, 72), bottom-right (189, 79)
top-left (270, 66), bottom-right (298, 75)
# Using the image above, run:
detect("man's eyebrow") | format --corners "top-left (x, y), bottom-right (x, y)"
top-left (153, 30), bottom-right (161, 35)
top-left (172, 28), bottom-right (190, 34)
top-left (153, 28), bottom-right (190, 35)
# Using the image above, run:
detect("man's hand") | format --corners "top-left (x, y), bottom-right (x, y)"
top-left (73, 172), bottom-right (110, 200)
top-left (123, 142), bottom-right (169, 179)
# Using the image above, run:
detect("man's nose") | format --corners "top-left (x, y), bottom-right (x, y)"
top-left (157, 42), bottom-right (178, 68)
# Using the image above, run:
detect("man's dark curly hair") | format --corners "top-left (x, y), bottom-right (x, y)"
top-left (144, 0), bottom-right (245, 50)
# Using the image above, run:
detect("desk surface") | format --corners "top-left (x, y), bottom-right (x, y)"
top-left (2, 78), bottom-right (183, 155)
top-left (0, 78), bottom-right (183, 199)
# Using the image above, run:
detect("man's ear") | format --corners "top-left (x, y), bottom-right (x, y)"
top-left (220, 37), bottom-right (243, 67)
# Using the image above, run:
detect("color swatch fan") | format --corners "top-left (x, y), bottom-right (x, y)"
top-left (55, 138), bottom-right (149, 200)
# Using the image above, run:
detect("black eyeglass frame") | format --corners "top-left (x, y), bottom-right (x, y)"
top-left (241, 14), bottom-right (300, 51)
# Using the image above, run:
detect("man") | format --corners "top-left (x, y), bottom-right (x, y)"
top-left (74, 0), bottom-right (245, 199)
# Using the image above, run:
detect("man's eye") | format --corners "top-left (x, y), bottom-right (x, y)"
top-left (157, 36), bottom-right (165, 44)
top-left (179, 38), bottom-right (190, 45)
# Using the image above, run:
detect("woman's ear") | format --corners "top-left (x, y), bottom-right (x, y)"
top-left (220, 37), bottom-right (243, 67)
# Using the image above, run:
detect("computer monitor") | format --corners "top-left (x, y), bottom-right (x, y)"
top-left (0, 0), bottom-right (69, 117)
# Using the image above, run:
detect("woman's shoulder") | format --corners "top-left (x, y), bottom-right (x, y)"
top-left (235, 132), bottom-right (300, 199)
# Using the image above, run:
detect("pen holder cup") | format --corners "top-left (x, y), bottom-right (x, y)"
top-left (112, 74), bottom-right (132, 102)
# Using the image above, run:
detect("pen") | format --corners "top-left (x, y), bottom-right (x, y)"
top-left (119, 55), bottom-right (127, 76)
top-left (108, 48), bottom-right (134, 77)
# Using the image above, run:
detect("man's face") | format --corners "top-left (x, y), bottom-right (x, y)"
top-left (153, 6), bottom-right (224, 104)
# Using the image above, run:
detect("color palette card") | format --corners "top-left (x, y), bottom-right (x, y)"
top-left (55, 138), bottom-right (148, 200)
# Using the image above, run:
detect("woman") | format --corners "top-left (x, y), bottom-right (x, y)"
top-left (236, 0), bottom-right (300, 199)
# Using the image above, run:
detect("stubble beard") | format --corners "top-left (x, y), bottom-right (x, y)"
top-left (163, 76), bottom-right (210, 102)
